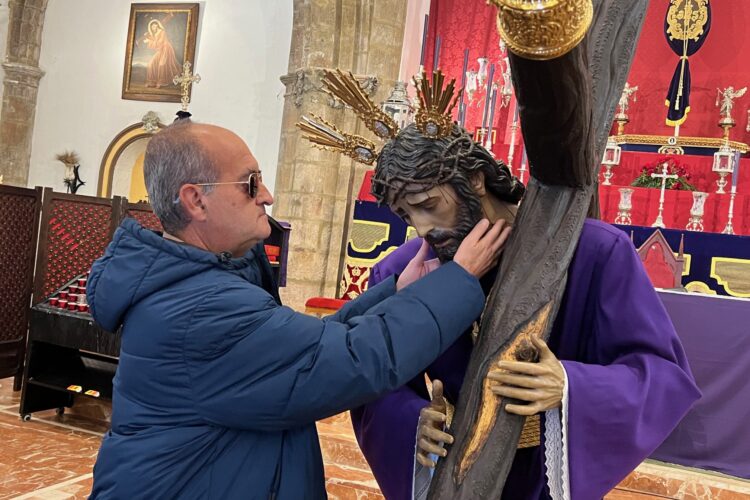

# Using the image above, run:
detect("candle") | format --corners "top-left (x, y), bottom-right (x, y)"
top-left (458, 49), bottom-right (469, 126)
top-left (481, 63), bottom-right (495, 134)
top-left (487, 85), bottom-right (498, 149)
top-left (433, 35), bottom-right (442, 72)
top-left (419, 15), bottom-right (429, 67)
top-left (732, 151), bottom-right (741, 188)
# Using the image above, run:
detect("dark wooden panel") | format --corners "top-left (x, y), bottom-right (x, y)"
top-left (0, 185), bottom-right (42, 383)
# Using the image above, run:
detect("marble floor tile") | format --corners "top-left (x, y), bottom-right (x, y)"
top-left (606, 489), bottom-right (673, 499)
top-left (1, 387), bottom-right (748, 500)
top-left (0, 412), bottom-right (99, 499)
top-left (12, 474), bottom-right (93, 500)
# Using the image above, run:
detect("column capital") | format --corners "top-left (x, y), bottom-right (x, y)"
top-left (2, 62), bottom-right (45, 87)
top-left (280, 67), bottom-right (380, 108)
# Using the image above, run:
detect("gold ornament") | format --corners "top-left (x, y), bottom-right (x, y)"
top-left (322, 69), bottom-right (399, 140)
top-left (666, 0), bottom-right (709, 42)
top-left (488, 0), bottom-right (593, 61)
top-left (296, 115), bottom-right (378, 165)
top-left (414, 69), bottom-right (461, 139)
top-left (297, 69), bottom-right (462, 165)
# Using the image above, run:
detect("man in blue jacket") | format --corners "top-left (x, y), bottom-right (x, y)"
top-left (87, 119), bottom-right (510, 499)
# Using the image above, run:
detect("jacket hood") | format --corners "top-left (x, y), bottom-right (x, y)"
top-left (87, 218), bottom-right (264, 332)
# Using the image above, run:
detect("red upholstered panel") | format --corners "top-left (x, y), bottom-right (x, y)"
top-left (642, 242), bottom-right (680, 289)
top-left (304, 297), bottom-right (348, 311)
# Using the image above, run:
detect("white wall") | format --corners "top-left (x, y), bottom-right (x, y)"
top-left (27, 0), bottom-right (293, 209)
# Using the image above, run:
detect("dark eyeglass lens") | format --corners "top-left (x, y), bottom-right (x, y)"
top-left (249, 174), bottom-right (258, 198)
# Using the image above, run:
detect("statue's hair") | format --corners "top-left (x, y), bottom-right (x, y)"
top-left (371, 124), bottom-right (525, 208)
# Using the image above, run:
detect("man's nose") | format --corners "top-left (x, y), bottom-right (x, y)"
top-left (256, 182), bottom-right (273, 206)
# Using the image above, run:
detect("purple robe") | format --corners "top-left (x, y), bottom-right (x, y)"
top-left (351, 219), bottom-right (700, 500)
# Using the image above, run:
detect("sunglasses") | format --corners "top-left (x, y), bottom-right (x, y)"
top-left (174, 171), bottom-right (263, 203)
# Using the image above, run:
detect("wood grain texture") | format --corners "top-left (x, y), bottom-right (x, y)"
top-left (428, 1), bottom-right (649, 497)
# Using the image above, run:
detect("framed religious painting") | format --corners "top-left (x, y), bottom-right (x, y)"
top-left (122, 3), bottom-right (199, 102)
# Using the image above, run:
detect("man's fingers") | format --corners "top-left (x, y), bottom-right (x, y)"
top-left (421, 424), bottom-right (454, 444)
top-left (465, 218), bottom-right (490, 244)
top-left (487, 371), bottom-right (548, 389)
top-left (418, 438), bottom-right (447, 457)
top-left (491, 226), bottom-right (513, 253)
top-left (416, 453), bottom-right (437, 468)
top-left (415, 239), bottom-right (431, 262)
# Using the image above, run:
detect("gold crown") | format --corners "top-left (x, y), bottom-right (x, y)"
top-left (414, 69), bottom-right (461, 139)
top-left (297, 68), bottom-right (461, 165)
top-left (488, 0), bottom-right (593, 60)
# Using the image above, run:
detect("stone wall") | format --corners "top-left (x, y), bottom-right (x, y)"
top-left (0, 0), bottom-right (47, 186)
top-left (275, 0), bottom-right (408, 310)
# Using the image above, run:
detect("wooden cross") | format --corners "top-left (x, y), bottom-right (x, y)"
top-left (173, 61), bottom-right (201, 112)
top-left (651, 162), bottom-right (678, 227)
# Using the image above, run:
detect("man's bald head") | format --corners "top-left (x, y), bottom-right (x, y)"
top-left (144, 119), bottom-right (223, 234)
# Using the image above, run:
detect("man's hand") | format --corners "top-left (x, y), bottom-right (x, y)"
top-left (397, 240), bottom-right (441, 290)
top-left (416, 380), bottom-right (454, 468)
top-left (453, 219), bottom-right (512, 279)
top-left (488, 336), bottom-right (565, 416)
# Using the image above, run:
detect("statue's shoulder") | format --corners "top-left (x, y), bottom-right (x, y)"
top-left (577, 219), bottom-right (632, 257)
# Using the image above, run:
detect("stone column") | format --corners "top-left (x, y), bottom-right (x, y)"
top-left (275, 0), bottom-right (408, 310)
top-left (0, 0), bottom-right (48, 187)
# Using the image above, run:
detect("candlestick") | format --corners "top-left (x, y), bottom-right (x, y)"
top-left (433, 35), bottom-right (441, 72)
top-left (419, 15), bottom-right (429, 67)
top-left (480, 63), bottom-right (495, 138)
top-left (722, 186), bottom-right (737, 235)
top-left (686, 191), bottom-right (708, 232)
top-left (614, 188), bottom-right (634, 225)
top-left (486, 85), bottom-right (498, 151)
top-left (507, 105), bottom-right (520, 170)
top-left (458, 49), bottom-right (469, 126)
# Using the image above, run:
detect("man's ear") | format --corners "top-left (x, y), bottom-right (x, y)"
top-left (470, 171), bottom-right (487, 196)
top-left (178, 184), bottom-right (208, 222)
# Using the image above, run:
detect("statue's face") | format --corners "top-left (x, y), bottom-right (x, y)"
top-left (391, 182), bottom-right (481, 262)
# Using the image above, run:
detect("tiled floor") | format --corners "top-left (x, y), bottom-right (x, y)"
top-left (1, 378), bottom-right (748, 499)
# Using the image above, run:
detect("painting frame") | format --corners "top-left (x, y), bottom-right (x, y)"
top-left (122, 3), bottom-right (199, 103)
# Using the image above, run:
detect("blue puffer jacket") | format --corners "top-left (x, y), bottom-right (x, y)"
top-left (87, 218), bottom-right (484, 499)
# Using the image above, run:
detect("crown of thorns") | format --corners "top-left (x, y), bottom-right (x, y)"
top-left (296, 69), bottom-right (462, 166)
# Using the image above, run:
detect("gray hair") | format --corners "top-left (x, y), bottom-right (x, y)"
top-left (144, 119), bottom-right (217, 234)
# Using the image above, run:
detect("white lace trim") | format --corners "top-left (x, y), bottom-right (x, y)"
top-left (412, 423), bottom-right (435, 500)
top-left (544, 363), bottom-right (571, 500)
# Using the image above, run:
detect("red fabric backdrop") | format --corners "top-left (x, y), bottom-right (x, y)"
top-left (417, 0), bottom-right (750, 235)
top-left (422, 0), bottom-right (526, 171)
top-left (623, 1), bottom-right (750, 141)
top-left (424, 0), bottom-right (750, 141)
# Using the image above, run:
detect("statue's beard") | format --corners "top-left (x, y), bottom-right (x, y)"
top-left (424, 200), bottom-right (483, 263)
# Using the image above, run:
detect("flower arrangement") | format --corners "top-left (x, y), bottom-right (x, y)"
top-left (631, 156), bottom-right (695, 191)
top-left (56, 151), bottom-right (85, 194)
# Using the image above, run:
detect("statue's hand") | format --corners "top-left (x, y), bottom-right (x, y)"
top-left (488, 336), bottom-right (565, 416)
top-left (416, 380), bottom-right (453, 468)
